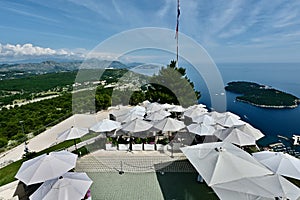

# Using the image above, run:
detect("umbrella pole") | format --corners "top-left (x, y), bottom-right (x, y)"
top-left (168, 131), bottom-right (174, 158)
top-left (74, 139), bottom-right (78, 152)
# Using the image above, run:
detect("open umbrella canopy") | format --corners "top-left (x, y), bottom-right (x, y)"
top-left (90, 119), bottom-right (121, 133)
top-left (212, 174), bottom-right (300, 200)
top-left (128, 105), bottom-right (146, 116)
top-left (145, 102), bottom-right (163, 114)
top-left (161, 103), bottom-right (175, 109)
top-left (121, 118), bottom-right (153, 133)
top-left (168, 105), bottom-right (186, 113)
top-left (109, 105), bottom-right (131, 118)
top-left (253, 151), bottom-right (300, 180)
top-left (216, 114), bottom-right (245, 127)
top-left (154, 117), bottom-right (185, 132)
top-left (15, 151), bottom-right (77, 185)
top-left (222, 111), bottom-right (241, 119)
top-left (181, 142), bottom-right (272, 186)
top-left (184, 107), bottom-right (208, 118)
top-left (116, 112), bottom-right (144, 123)
top-left (214, 127), bottom-right (257, 147)
top-left (145, 109), bottom-right (171, 121)
top-left (29, 172), bottom-right (92, 200)
top-left (187, 123), bottom-right (216, 136)
top-left (187, 104), bottom-right (207, 110)
top-left (192, 114), bottom-right (216, 125)
top-left (209, 111), bottom-right (225, 120)
top-left (210, 111), bottom-right (240, 121)
top-left (234, 123), bottom-right (265, 140)
top-left (141, 100), bottom-right (151, 107)
top-left (56, 126), bottom-right (89, 141)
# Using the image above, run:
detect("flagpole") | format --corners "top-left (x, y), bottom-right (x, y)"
top-left (176, 28), bottom-right (179, 68)
top-left (176, 0), bottom-right (180, 68)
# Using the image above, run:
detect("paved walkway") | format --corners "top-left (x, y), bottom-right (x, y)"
top-left (0, 111), bottom-right (109, 169)
top-left (76, 150), bottom-right (196, 173)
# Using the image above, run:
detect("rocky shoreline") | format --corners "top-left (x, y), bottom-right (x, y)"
top-left (236, 98), bottom-right (299, 109)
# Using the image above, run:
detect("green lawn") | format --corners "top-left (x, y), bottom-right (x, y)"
top-left (0, 139), bottom-right (80, 186)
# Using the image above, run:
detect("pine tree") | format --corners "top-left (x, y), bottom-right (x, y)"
top-left (145, 60), bottom-right (200, 107)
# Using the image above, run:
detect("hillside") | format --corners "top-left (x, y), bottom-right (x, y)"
top-left (0, 59), bottom-right (128, 80)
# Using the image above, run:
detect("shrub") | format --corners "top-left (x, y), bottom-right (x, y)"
top-left (0, 138), bottom-right (8, 148)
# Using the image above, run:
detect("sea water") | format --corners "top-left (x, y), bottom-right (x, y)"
top-left (188, 63), bottom-right (300, 147)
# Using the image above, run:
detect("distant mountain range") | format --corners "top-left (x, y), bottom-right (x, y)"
top-left (0, 59), bottom-right (165, 80)
top-left (0, 59), bottom-right (128, 73)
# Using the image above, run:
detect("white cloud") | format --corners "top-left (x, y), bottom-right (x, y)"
top-left (208, 0), bottom-right (244, 35)
top-left (157, 0), bottom-right (172, 18)
top-left (0, 43), bottom-right (69, 56)
top-left (0, 43), bottom-right (86, 62)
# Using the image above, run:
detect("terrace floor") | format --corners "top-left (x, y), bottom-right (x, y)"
top-left (76, 150), bottom-right (218, 200)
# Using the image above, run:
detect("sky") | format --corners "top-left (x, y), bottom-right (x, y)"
top-left (1, 0), bottom-right (300, 63)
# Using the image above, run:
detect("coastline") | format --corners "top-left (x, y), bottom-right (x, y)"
top-left (236, 98), bottom-right (299, 109)
top-left (225, 81), bottom-right (300, 109)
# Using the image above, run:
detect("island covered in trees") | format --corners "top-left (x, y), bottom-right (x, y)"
top-left (225, 81), bottom-right (300, 108)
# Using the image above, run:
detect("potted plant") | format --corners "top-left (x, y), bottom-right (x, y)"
top-left (105, 137), bottom-right (118, 151)
top-left (144, 137), bottom-right (155, 151)
top-left (132, 137), bottom-right (143, 151)
top-left (156, 138), bottom-right (168, 151)
top-left (118, 143), bottom-right (129, 151)
top-left (117, 136), bottom-right (130, 151)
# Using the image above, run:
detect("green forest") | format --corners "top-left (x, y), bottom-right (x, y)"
top-left (0, 69), bottom-right (130, 106)
top-left (0, 61), bottom-right (200, 150)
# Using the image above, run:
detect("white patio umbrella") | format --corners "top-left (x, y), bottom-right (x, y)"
top-left (209, 111), bottom-right (224, 120)
top-left (253, 151), bottom-right (300, 180)
top-left (29, 172), bottom-right (93, 200)
top-left (187, 104), bottom-right (207, 110)
top-left (192, 114), bottom-right (216, 125)
top-left (216, 114), bottom-right (245, 127)
top-left (121, 118), bottom-right (154, 138)
top-left (161, 103), bottom-right (175, 109)
top-left (121, 118), bottom-right (153, 133)
top-left (153, 117), bottom-right (185, 133)
top-left (168, 105), bottom-right (186, 113)
top-left (184, 107), bottom-right (208, 118)
top-left (210, 111), bottom-right (240, 121)
top-left (235, 123), bottom-right (265, 140)
top-left (187, 123), bottom-right (216, 136)
top-left (57, 126), bottom-right (89, 141)
top-left (141, 100), bottom-right (151, 107)
top-left (146, 102), bottom-right (163, 113)
top-left (212, 174), bottom-right (300, 200)
top-left (109, 106), bottom-right (131, 118)
top-left (116, 112), bottom-right (144, 123)
top-left (181, 142), bottom-right (272, 186)
top-left (214, 127), bottom-right (257, 147)
top-left (128, 105), bottom-right (146, 116)
top-left (56, 126), bottom-right (89, 150)
top-left (90, 119), bottom-right (121, 133)
top-left (145, 109), bottom-right (171, 121)
top-left (223, 111), bottom-right (241, 119)
top-left (15, 150), bottom-right (77, 185)
top-left (212, 124), bottom-right (226, 130)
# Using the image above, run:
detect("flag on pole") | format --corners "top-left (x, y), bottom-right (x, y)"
top-left (175, 0), bottom-right (180, 39)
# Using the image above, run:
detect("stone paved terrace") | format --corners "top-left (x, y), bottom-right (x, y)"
top-left (75, 150), bottom-right (196, 173)
top-left (75, 150), bottom-right (218, 200)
